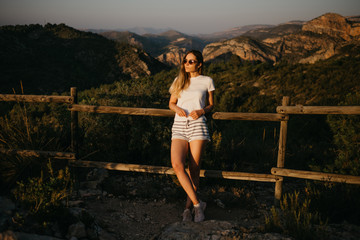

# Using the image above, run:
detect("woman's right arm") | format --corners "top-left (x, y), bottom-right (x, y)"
top-left (169, 94), bottom-right (187, 117)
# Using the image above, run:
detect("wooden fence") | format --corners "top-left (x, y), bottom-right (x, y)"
top-left (1, 87), bottom-right (360, 204)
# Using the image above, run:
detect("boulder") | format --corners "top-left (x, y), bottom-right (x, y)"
top-left (155, 220), bottom-right (294, 240)
top-left (155, 220), bottom-right (242, 240)
top-left (0, 197), bottom-right (15, 231)
top-left (66, 222), bottom-right (87, 239)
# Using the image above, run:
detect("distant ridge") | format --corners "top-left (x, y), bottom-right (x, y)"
top-left (195, 24), bottom-right (275, 42)
top-left (84, 27), bottom-right (173, 35)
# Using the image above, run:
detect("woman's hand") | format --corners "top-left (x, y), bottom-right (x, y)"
top-left (189, 109), bottom-right (205, 120)
top-left (175, 107), bottom-right (187, 117)
top-left (169, 94), bottom-right (187, 117)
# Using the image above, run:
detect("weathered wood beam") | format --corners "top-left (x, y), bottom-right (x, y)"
top-left (0, 94), bottom-right (74, 104)
top-left (69, 104), bottom-right (175, 117)
top-left (0, 148), bottom-right (76, 159)
top-left (277, 106), bottom-right (360, 115)
top-left (212, 112), bottom-right (288, 121)
top-left (69, 160), bottom-right (278, 182)
top-left (271, 167), bottom-right (360, 185)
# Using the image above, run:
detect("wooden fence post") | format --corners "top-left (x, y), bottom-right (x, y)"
top-left (71, 87), bottom-right (79, 158)
top-left (274, 96), bottom-right (290, 205)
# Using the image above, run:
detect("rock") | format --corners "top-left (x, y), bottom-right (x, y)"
top-left (51, 222), bottom-right (63, 238)
top-left (155, 220), bottom-right (296, 240)
top-left (68, 207), bottom-right (85, 219)
top-left (67, 222), bottom-right (87, 239)
top-left (78, 189), bottom-right (103, 198)
top-left (203, 37), bottom-right (279, 63)
top-left (302, 13), bottom-right (360, 41)
top-left (15, 232), bottom-right (64, 240)
top-left (67, 200), bottom-right (84, 208)
top-left (242, 232), bottom-right (293, 240)
top-left (157, 46), bottom-right (187, 66)
top-left (0, 197), bottom-right (15, 231)
top-left (0, 197), bottom-right (15, 215)
top-left (86, 168), bottom-right (109, 182)
top-left (214, 199), bottom-right (226, 209)
top-left (155, 220), bottom-right (242, 240)
top-left (97, 228), bottom-right (117, 240)
top-left (80, 180), bottom-right (99, 190)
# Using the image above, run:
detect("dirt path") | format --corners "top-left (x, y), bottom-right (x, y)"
top-left (80, 172), bottom-right (274, 239)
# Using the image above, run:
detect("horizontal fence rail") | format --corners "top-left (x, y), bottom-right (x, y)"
top-left (69, 160), bottom-right (279, 182)
top-left (69, 104), bottom-right (289, 121)
top-left (0, 94), bottom-right (74, 104)
top-left (69, 104), bottom-right (175, 117)
top-left (212, 112), bottom-right (288, 121)
top-left (271, 168), bottom-right (360, 185)
top-left (0, 148), bottom-right (76, 159)
top-left (277, 105), bottom-right (360, 115)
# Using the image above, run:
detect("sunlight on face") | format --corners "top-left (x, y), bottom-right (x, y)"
top-left (184, 53), bottom-right (200, 74)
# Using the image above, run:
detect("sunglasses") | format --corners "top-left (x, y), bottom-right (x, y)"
top-left (183, 59), bottom-right (198, 65)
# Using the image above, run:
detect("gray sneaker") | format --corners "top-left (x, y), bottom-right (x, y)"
top-left (194, 201), bottom-right (206, 222)
top-left (182, 208), bottom-right (192, 222)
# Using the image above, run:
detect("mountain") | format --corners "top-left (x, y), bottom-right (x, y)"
top-left (84, 27), bottom-right (173, 35)
top-left (126, 27), bottom-right (173, 35)
top-left (242, 22), bottom-right (303, 41)
top-left (153, 30), bottom-right (206, 66)
top-left (100, 13), bottom-right (360, 66)
top-left (196, 24), bottom-right (275, 42)
top-left (302, 13), bottom-right (360, 41)
top-left (101, 30), bottom-right (206, 66)
top-left (203, 36), bottom-right (279, 63)
top-left (202, 13), bottom-right (360, 64)
top-left (0, 24), bottom-right (167, 94)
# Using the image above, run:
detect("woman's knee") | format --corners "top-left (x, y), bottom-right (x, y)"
top-left (172, 160), bottom-right (185, 173)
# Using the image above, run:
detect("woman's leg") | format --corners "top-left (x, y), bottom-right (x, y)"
top-left (185, 140), bottom-right (207, 208)
top-left (171, 139), bottom-right (200, 206)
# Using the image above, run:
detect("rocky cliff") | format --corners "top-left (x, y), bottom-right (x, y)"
top-left (203, 13), bottom-right (360, 64)
top-left (102, 30), bottom-right (206, 66)
top-left (203, 37), bottom-right (279, 63)
top-left (302, 13), bottom-right (360, 41)
top-left (115, 44), bottom-right (166, 79)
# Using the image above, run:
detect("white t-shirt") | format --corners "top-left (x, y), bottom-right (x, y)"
top-left (175, 75), bottom-right (215, 121)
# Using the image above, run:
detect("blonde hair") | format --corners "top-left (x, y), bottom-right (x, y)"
top-left (169, 50), bottom-right (204, 97)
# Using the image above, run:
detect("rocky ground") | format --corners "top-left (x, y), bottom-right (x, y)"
top-left (1, 168), bottom-right (360, 240)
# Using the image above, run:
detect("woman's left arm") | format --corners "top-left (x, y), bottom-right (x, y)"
top-left (203, 90), bottom-right (214, 114)
top-left (189, 90), bottom-right (214, 120)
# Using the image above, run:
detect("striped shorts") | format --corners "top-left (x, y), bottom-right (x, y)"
top-left (171, 118), bottom-right (211, 142)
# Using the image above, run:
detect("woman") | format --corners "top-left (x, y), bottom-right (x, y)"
top-left (169, 50), bottom-right (215, 222)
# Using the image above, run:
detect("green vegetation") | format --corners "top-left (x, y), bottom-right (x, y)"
top-left (13, 160), bottom-right (72, 215)
top-left (0, 97), bottom-right (70, 187)
top-left (265, 181), bottom-right (360, 239)
top-left (265, 189), bottom-right (327, 240)
top-left (12, 160), bottom-right (74, 233)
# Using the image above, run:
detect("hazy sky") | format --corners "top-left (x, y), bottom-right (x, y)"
top-left (1, 0), bottom-right (359, 34)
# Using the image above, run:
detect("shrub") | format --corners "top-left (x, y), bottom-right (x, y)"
top-left (304, 181), bottom-right (360, 224)
top-left (12, 160), bottom-right (73, 218)
top-left (265, 190), bottom-right (327, 240)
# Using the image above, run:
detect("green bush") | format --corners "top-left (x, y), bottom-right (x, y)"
top-left (13, 160), bottom-right (73, 217)
top-left (325, 92), bottom-right (360, 176)
top-left (265, 190), bottom-right (327, 240)
top-left (0, 101), bottom-right (70, 188)
top-left (304, 181), bottom-right (360, 224)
